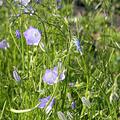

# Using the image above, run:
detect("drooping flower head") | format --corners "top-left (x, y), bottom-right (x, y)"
top-left (16, 30), bottom-right (21, 39)
top-left (23, 26), bottom-right (41, 46)
top-left (43, 66), bottom-right (65, 85)
top-left (38, 96), bottom-right (55, 114)
top-left (0, 40), bottom-right (9, 49)
top-left (13, 69), bottom-right (21, 81)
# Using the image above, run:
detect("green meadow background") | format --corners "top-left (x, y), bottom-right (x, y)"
top-left (0, 0), bottom-right (120, 120)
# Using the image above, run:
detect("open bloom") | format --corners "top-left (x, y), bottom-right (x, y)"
top-left (43, 66), bottom-right (65, 85)
top-left (0, 40), bottom-right (9, 49)
top-left (38, 96), bottom-right (55, 114)
top-left (13, 69), bottom-right (21, 81)
top-left (23, 26), bottom-right (41, 45)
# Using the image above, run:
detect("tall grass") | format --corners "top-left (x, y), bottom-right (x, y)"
top-left (0, 0), bottom-right (120, 120)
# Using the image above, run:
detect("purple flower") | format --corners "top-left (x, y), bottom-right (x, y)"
top-left (43, 66), bottom-right (65, 85)
top-left (13, 69), bottom-right (21, 81)
top-left (71, 101), bottom-right (76, 109)
top-left (14, 0), bottom-right (30, 6)
top-left (0, 40), bottom-right (9, 49)
top-left (46, 98), bottom-right (55, 114)
top-left (74, 39), bottom-right (82, 55)
top-left (23, 26), bottom-right (41, 46)
top-left (38, 96), bottom-right (55, 114)
top-left (43, 69), bottom-right (58, 85)
top-left (38, 96), bottom-right (50, 108)
top-left (16, 30), bottom-right (21, 39)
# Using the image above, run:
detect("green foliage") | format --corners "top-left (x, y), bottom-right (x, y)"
top-left (0, 0), bottom-right (120, 120)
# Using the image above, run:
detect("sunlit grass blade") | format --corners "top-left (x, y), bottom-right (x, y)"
top-left (10, 103), bottom-right (40, 113)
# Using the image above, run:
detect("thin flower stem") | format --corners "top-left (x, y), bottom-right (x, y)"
top-left (19, 8), bottom-right (25, 72)
top-left (9, 23), bottom-right (22, 55)
top-left (0, 101), bottom-right (7, 120)
top-left (80, 55), bottom-right (89, 117)
top-left (10, 103), bottom-right (40, 113)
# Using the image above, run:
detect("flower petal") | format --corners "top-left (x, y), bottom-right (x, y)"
top-left (24, 26), bottom-right (41, 46)
top-left (43, 69), bottom-right (57, 85)
top-left (38, 96), bottom-right (50, 108)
